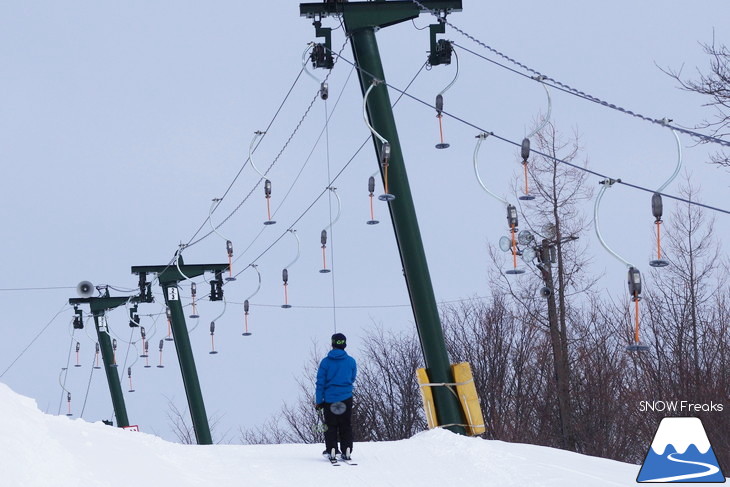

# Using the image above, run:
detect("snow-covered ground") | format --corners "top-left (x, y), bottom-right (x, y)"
top-left (0, 382), bottom-right (720, 486)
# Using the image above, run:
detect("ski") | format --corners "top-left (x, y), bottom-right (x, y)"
top-left (323, 452), bottom-right (340, 466)
top-left (339, 448), bottom-right (357, 465)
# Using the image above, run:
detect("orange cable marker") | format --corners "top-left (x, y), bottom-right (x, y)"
top-left (634, 295), bottom-right (641, 344)
top-left (511, 225), bottom-right (518, 268)
top-left (438, 115), bottom-right (445, 145)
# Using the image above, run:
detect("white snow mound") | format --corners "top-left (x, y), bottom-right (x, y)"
top-left (0, 381), bottom-right (697, 486)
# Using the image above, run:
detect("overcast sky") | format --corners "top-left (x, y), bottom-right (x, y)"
top-left (1, 1), bottom-right (728, 442)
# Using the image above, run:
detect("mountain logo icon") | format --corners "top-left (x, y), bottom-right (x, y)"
top-left (637, 417), bottom-right (726, 483)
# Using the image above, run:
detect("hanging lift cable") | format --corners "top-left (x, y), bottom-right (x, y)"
top-left (274, 63), bottom-right (356, 223)
top-left (207, 199), bottom-right (231, 243)
top-left (57, 329), bottom-right (77, 416)
top-left (648, 128), bottom-right (683, 266)
top-left (184, 90), bottom-right (315, 249)
top-left (207, 297), bottom-right (228, 330)
top-left (233, 63), bottom-right (357, 266)
top-left (594, 181), bottom-right (634, 269)
top-left (363, 81), bottom-right (389, 147)
top-left (473, 133), bottom-right (509, 206)
top-left (409, 0), bottom-right (730, 149)
top-left (0, 303), bottom-right (69, 379)
top-left (119, 326), bottom-right (139, 369)
top-left (227, 294), bottom-right (498, 311)
top-left (0, 286), bottom-right (75, 292)
top-left (244, 265), bottom-right (262, 303)
top-left (194, 61), bottom-right (430, 302)
top-left (184, 37), bottom-right (352, 252)
top-left (80, 353), bottom-right (98, 419)
top-left (186, 100), bottom-right (310, 250)
top-left (232, 61), bottom-right (428, 268)
top-left (223, 60), bottom-right (427, 280)
top-left (184, 60), bottom-right (430, 310)
top-left (439, 48), bottom-right (460, 98)
top-left (324, 91), bottom-right (339, 332)
top-left (183, 65), bottom-right (308, 248)
top-left (525, 80), bottom-right (552, 139)
top-left (657, 129), bottom-right (683, 194)
top-left (229, 47), bottom-right (356, 271)
top-left (169, 77), bottom-right (324, 293)
top-left (328, 51), bottom-right (730, 217)
top-left (226, 60), bottom-right (428, 299)
top-left (164, 68), bottom-right (331, 294)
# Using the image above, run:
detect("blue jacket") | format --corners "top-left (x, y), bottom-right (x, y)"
top-left (315, 349), bottom-right (357, 404)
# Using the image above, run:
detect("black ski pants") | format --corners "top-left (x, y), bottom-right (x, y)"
top-left (323, 396), bottom-right (353, 454)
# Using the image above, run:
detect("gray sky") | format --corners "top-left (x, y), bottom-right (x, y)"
top-left (1, 1), bottom-right (728, 442)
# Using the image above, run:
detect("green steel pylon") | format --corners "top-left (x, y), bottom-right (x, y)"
top-left (132, 256), bottom-right (229, 445)
top-left (69, 288), bottom-right (138, 428)
top-left (300, 0), bottom-right (466, 434)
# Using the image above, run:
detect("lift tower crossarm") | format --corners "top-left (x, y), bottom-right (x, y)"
top-left (300, 0), bottom-right (466, 435)
top-left (69, 291), bottom-right (138, 428)
top-left (130, 257), bottom-right (229, 445)
top-left (131, 263), bottom-right (229, 285)
top-left (299, 0), bottom-right (462, 23)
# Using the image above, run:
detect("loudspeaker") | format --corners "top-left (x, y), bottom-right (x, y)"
top-left (77, 281), bottom-right (95, 298)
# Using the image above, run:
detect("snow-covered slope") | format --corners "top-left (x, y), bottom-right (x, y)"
top-left (0, 382), bottom-right (717, 486)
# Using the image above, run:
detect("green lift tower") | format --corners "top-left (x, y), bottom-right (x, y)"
top-left (132, 256), bottom-right (229, 445)
top-left (300, 0), bottom-right (466, 434)
top-left (69, 287), bottom-right (138, 428)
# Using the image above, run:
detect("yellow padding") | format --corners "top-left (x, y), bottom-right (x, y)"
top-left (451, 362), bottom-right (486, 436)
top-left (416, 368), bottom-right (438, 429)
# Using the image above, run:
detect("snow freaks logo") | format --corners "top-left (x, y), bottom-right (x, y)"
top-left (639, 401), bottom-right (724, 413)
top-left (637, 417), bottom-right (726, 483)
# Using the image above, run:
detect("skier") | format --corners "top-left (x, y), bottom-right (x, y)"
top-left (315, 332), bottom-right (357, 462)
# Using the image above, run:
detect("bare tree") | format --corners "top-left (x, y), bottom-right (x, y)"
top-left (488, 123), bottom-right (594, 451)
top-left (632, 179), bottom-right (730, 471)
top-left (441, 296), bottom-right (550, 443)
top-left (235, 176), bottom-right (730, 470)
top-left (569, 296), bottom-right (646, 462)
top-left (663, 37), bottom-right (730, 166)
top-left (239, 328), bottom-right (427, 445)
top-left (166, 397), bottom-right (229, 444)
top-left (354, 327), bottom-right (427, 441)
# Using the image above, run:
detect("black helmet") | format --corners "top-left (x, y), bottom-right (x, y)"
top-left (331, 333), bottom-right (346, 349)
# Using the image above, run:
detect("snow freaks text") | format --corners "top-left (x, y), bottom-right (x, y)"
top-left (638, 401), bottom-right (724, 413)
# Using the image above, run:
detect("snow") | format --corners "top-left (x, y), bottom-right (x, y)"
top-left (650, 417), bottom-right (712, 455)
top-left (0, 382), bottom-right (721, 486)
